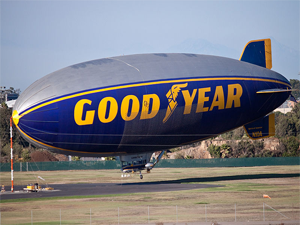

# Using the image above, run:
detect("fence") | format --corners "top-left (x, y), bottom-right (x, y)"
top-left (1, 203), bottom-right (299, 224)
top-left (0, 160), bottom-right (120, 172)
top-left (0, 157), bottom-right (299, 172)
top-left (156, 157), bottom-right (300, 168)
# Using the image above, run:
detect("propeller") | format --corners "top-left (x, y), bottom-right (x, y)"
top-left (145, 150), bottom-right (165, 170)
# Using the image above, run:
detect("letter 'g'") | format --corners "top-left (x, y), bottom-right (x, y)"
top-left (74, 99), bottom-right (95, 125)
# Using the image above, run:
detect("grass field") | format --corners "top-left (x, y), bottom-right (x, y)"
top-left (0, 166), bottom-right (299, 224)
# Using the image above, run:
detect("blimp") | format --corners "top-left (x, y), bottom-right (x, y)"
top-left (12, 39), bottom-right (293, 178)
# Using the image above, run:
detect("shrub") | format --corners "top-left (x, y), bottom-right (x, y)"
top-left (208, 145), bottom-right (221, 158)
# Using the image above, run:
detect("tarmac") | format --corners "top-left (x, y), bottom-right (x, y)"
top-left (0, 182), bottom-right (222, 200)
top-left (130, 221), bottom-right (300, 225)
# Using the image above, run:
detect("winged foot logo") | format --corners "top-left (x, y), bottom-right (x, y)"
top-left (163, 83), bottom-right (188, 123)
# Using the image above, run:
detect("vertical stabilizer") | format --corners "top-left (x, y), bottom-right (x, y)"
top-left (240, 39), bottom-right (272, 69)
top-left (243, 113), bottom-right (275, 140)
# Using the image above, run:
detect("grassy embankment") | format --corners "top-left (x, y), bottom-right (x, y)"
top-left (0, 166), bottom-right (299, 224)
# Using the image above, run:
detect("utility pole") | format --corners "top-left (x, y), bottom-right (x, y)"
top-left (10, 117), bottom-right (14, 192)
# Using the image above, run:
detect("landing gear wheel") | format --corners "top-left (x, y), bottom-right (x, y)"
top-left (140, 174), bottom-right (143, 179)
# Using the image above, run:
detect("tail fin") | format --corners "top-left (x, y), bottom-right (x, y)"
top-left (243, 113), bottom-right (275, 140)
top-left (240, 39), bottom-right (272, 69)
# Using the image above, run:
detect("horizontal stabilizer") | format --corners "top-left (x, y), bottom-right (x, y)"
top-left (240, 39), bottom-right (272, 69)
top-left (243, 113), bottom-right (275, 140)
top-left (256, 88), bottom-right (294, 94)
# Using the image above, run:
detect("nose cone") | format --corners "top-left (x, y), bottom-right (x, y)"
top-left (12, 79), bottom-right (60, 151)
top-left (12, 110), bottom-right (20, 126)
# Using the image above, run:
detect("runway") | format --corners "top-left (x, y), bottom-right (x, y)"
top-left (1, 182), bottom-right (222, 200)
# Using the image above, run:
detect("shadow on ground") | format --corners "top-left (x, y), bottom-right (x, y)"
top-left (120, 173), bottom-right (300, 185)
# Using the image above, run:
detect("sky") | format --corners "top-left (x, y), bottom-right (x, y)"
top-left (1, 1), bottom-right (299, 92)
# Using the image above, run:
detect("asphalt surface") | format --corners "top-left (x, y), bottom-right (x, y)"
top-left (129, 221), bottom-right (300, 225)
top-left (0, 182), bottom-right (222, 200)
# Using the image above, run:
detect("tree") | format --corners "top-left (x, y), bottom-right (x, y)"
top-left (21, 149), bottom-right (31, 162)
top-left (0, 105), bottom-right (29, 160)
top-left (0, 105), bottom-right (11, 150)
top-left (290, 103), bottom-right (300, 139)
top-left (104, 156), bottom-right (116, 160)
top-left (281, 136), bottom-right (299, 157)
top-left (220, 144), bottom-right (232, 158)
top-left (252, 140), bottom-right (264, 157)
top-left (275, 102), bottom-right (300, 138)
top-left (233, 127), bottom-right (245, 139)
top-left (71, 156), bottom-right (81, 161)
top-left (221, 130), bottom-right (233, 139)
top-left (8, 87), bottom-right (21, 94)
top-left (237, 140), bottom-right (255, 158)
top-left (208, 144), bottom-right (221, 158)
top-left (290, 79), bottom-right (300, 99)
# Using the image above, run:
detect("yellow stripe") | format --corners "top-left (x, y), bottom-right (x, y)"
top-left (19, 76), bottom-right (290, 118)
top-left (264, 39), bottom-right (272, 69)
top-left (269, 113), bottom-right (275, 136)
